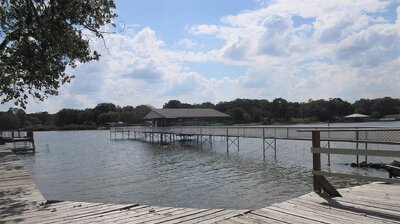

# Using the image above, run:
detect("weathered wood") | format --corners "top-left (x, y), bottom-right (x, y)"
top-left (194, 210), bottom-right (250, 224)
top-left (159, 209), bottom-right (225, 224)
top-left (312, 131), bottom-right (322, 194)
top-left (254, 208), bottom-right (322, 224)
top-left (317, 175), bottom-right (342, 197)
top-left (288, 198), bottom-right (397, 224)
top-left (312, 147), bottom-right (400, 157)
top-left (231, 214), bottom-right (286, 224)
top-left (314, 171), bottom-right (400, 184)
top-left (177, 210), bottom-right (242, 224)
top-left (223, 182), bottom-right (400, 224)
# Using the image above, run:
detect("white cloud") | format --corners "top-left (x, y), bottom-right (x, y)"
top-left (177, 38), bottom-right (198, 49)
top-left (3, 1), bottom-right (399, 113)
top-left (336, 22), bottom-right (400, 67)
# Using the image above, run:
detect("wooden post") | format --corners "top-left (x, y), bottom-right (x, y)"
top-left (237, 137), bottom-right (240, 151)
top-left (226, 128), bottom-right (229, 153)
top-left (312, 131), bottom-right (322, 194)
top-left (356, 130), bottom-right (359, 165)
top-left (262, 128), bottom-right (265, 159)
top-left (327, 123), bottom-right (331, 166)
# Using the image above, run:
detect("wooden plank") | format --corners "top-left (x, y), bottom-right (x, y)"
top-left (228, 215), bottom-right (267, 224)
top-left (8, 203), bottom-right (131, 223)
top-left (143, 208), bottom-right (214, 224)
top-left (291, 195), bottom-right (400, 223)
top-left (217, 220), bottom-right (243, 224)
top-left (177, 210), bottom-right (238, 224)
top-left (269, 201), bottom-right (357, 224)
top-left (71, 205), bottom-right (152, 223)
top-left (288, 198), bottom-right (399, 224)
top-left (112, 207), bottom-right (187, 224)
top-left (254, 208), bottom-right (324, 224)
top-left (158, 209), bottom-right (225, 224)
top-left (241, 213), bottom-right (287, 224)
top-left (195, 210), bottom-right (250, 224)
top-left (312, 147), bottom-right (400, 157)
top-left (327, 197), bottom-right (400, 219)
top-left (91, 206), bottom-right (175, 224)
top-left (73, 206), bottom-right (163, 224)
top-left (36, 204), bottom-right (138, 224)
top-left (336, 193), bottom-right (400, 210)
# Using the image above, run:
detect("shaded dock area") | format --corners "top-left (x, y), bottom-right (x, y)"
top-left (2, 150), bottom-right (400, 223)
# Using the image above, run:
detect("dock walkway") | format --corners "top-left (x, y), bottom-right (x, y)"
top-left (111, 126), bottom-right (400, 144)
top-left (1, 150), bottom-right (400, 223)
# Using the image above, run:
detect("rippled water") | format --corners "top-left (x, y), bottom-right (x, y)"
top-left (18, 121), bottom-right (400, 209)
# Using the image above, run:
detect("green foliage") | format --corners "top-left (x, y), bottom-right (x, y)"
top-left (0, 0), bottom-right (117, 108)
top-left (1, 97), bottom-right (399, 131)
top-left (55, 108), bottom-right (81, 126)
top-left (94, 103), bottom-right (118, 114)
top-left (97, 111), bottom-right (120, 124)
top-left (163, 100), bottom-right (192, 108)
top-left (0, 112), bottom-right (20, 129)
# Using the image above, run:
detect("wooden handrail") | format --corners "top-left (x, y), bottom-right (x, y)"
top-left (313, 171), bottom-right (400, 184)
top-left (311, 147), bottom-right (400, 157)
top-left (310, 129), bottom-right (400, 198)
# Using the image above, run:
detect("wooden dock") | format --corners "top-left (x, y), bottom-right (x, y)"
top-left (225, 182), bottom-right (400, 224)
top-left (2, 149), bottom-right (400, 223)
top-left (111, 126), bottom-right (400, 160)
top-left (0, 131), bottom-right (35, 153)
top-left (111, 126), bottom-right (400, 145)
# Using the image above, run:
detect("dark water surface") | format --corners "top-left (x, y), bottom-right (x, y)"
top-left (18, 121), bottom-right (400, 209)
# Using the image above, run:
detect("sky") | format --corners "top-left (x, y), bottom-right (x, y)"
top-left (2, 0), bottom-right (400, 113)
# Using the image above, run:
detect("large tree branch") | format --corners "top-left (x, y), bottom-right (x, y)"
top-left (0, 37), bottom-right (10, 51)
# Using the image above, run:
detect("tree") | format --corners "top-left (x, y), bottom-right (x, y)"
top-left (0, 0), bottom-right (117, 108)
top-left (55, 108), bottom-right (80, 126)
top-left (271, 98), bottom-right (289, 120)
top-left (0, 113), bottom-right (20, 129)
top-left (163, 100), bottom-right (192, 108)
top-left (97, 111), bottom-right (119, 124)
top-left (94, 103), bottom-right (117, 114)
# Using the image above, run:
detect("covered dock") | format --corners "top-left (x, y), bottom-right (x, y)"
top-left (144, 108), bottom-right (230, 127)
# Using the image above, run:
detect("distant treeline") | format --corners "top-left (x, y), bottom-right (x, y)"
top-left (0, 97), bottom-right (399, 130)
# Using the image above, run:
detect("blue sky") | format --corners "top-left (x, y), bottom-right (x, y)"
top-left (2, 0), bottom-right (400, 113)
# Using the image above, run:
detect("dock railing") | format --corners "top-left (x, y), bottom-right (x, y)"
top-left (0, 130), bottom-right (35, 152)
top-left (299, 128), bottom-right (400, 197)
top-left (111, 126), bottom-right (400, 144)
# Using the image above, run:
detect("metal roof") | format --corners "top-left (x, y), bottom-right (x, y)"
top-left (144, 108), bottom-right (230, 119)
top-left (344, 113), bottom-right (370, 118)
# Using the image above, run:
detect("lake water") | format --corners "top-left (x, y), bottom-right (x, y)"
top-left (18, 121), bottom-right (400, 209)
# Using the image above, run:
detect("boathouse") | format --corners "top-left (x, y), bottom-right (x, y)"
top-left (143, 108), bottom-right (230, 127)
